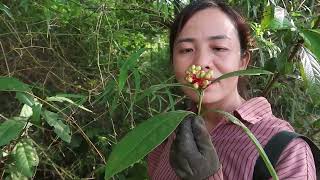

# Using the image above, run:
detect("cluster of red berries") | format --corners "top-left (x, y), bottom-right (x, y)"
top-left (185, 65), bottom-right (214, 89)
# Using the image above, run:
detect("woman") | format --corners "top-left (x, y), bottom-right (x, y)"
top-left (148, 0), bottom-right (317, 180)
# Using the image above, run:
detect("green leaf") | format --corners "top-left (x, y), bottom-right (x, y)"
top-left (0, 118), bottom-right (26, 147)
top-left (0, 3), bottom-right (14, 20)
top-left (31, 103), bottom-right (42, 124)
top-left (298, 47), bottom-right (320, 86)
top-left (261, 5), bottom-right (295, 30)
top-left (15, 92), bottom-right (42, 123)
top-left (212, 69), bottom-right (273, 83)
top-left (312, 119), bottom-right (320, 128)
top-left (136, 83), bottom-right (192, 102)
top-left (276, 48), bottom-right (293, 75)
top-left (261, 5), bottom-right (273, 29)
top-left (46, 96), bottom-right (92, 113)
top-left (300, 29), bottom-right (320, 61)
top-left (12, 139), bottom-right (39, 177)
top-left (20, 104), bottom-right (33, 118)
top-left (105, 110), bottom-right (193, 179)
top-left (6, 164), bottom-right (29, 180)
top-left (0, 77), bottom-right (30, 92)
top-left (43, 110), bottom-right (71, 143)
top-left (118, 48), bottom-right (145, 92)
top-left (15, 92), bottom-right (34, 106)
top-left (55, 93), bottom-right (87, 100)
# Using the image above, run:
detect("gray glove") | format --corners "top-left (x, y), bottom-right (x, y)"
top-left (169, 114), bottom-right (220, 180)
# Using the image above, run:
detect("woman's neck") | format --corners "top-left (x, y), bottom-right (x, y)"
top-left (202, 92), bottom-right (245, 132)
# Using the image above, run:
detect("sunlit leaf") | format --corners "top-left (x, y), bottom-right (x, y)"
top-left (105, 110), bottom-right (193, 179)
top-left (43, 110), bottom-right (71, 143)
top-left (300, 29), bottom-right (320, 61)
top-left (20, 104), bottom-right (33, 118)
top-left (12, 139), bottom-right (39, 177)
top-left (0, 118), bottom-right (26, 147)
top-left (15, 92), bottom-right (42, 123)
top-left (261, 5), bottom-right (273, 29)
top-left (298, 47), bottom-right (320, 86)
top-left (118, 48), bottom-right (145, 92)
top-left (46, 96), bottom-right (92, 113)
top-left (15, 92), bottom-right (34, 107)
top-left (261, 5), bottom-right (295, 30)
top-left (212, 69), bottom-right (273, 83)
top-left (136, 69), bottom-right (270, 103)
top-left (0, 3), bottom-right (14, 20)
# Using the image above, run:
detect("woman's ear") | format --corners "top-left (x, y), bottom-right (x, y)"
top-left (240, 51), bottom-right (251, 70)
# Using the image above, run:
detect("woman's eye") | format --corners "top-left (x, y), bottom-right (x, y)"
top-left (180, 48), bottom-right (193, 54)
top-left (212, 47), bottom-right (227, 52)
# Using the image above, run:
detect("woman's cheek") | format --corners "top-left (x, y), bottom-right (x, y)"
top-left (174, 64), bottom-right (189, 82)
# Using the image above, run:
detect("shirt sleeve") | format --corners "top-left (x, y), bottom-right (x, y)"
top-left (147, 140), bottom-right (167, 178)
top-left (271, 138), bottom-right (317, 180)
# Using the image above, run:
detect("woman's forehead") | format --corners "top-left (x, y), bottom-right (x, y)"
top-left (178, 8), bottom-right (238, 42)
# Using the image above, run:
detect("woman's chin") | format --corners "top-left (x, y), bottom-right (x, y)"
top-left (182, 83), bottom-right (222, 104)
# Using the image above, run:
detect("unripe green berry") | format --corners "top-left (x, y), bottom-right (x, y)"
top-left (200, 70), bottom-right (206, 78)
top-left (186, 76), bottom-right (193, 83)
top-left (195, 71), bottom-right (201, 78)
top-left (203, 80), bottom-right (210, 87)
top-left (205, 70), bottom-right (214, 79)
top-left (193, 82), bottom-right (199, 89)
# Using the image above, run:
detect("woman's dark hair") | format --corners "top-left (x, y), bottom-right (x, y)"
top-left (169, 0), bottom-right (251, 61)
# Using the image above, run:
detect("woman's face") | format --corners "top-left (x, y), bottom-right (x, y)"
top-left (173, 8), bottom-right (249, 105)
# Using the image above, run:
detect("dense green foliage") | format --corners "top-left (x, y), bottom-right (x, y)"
top-left (0, 0), bottom-right (319, 179)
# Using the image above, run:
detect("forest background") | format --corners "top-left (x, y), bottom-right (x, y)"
top-left (0, 0), bottom-right (320, 179)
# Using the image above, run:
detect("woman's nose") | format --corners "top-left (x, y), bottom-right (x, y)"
top-left (195, 50), bottom-right (212, 70)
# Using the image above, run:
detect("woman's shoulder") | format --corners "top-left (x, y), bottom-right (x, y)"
top-left (236, 96), bottom-right (293, 126)
top-left (233, 97), bottom-right (294, 142)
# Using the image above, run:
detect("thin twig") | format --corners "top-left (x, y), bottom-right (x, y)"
top-left (29, 93), bottom-right (106, 164)
top-left (0, 113), bottom-right (10, 121)
top-left (96, 4), bottom-right (106, 88)
top-left (0, 41), bottom-right (11, 76)
top-left (32, 139), bottom-right (68, 180)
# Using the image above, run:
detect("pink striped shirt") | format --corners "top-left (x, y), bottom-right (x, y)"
top-left (148, 97), bottom-right (316, 180)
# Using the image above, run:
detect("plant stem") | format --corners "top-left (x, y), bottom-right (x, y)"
top-left (209, 110), bottom-right (279, 180)
top-left (198, 90), bottom-right (204, 115)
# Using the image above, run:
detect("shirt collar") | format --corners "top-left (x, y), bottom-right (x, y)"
top-left (233, 97), bottom-right (272, 124)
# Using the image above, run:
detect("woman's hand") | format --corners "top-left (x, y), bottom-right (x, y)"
top-left (169, 114), bottom-right (220, 180)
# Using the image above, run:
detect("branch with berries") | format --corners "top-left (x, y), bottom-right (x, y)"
top-left (185, 65), bottom-right (214, 114)
top-left (185, 65), bottom-right (214, 90)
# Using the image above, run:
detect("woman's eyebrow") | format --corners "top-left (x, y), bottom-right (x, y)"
top-left (176, 35), bottom-right (231, 44)
top-left (208, 35), bottom-right (231, 40)
top-left (175, 38), bottom-right (195, 44)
